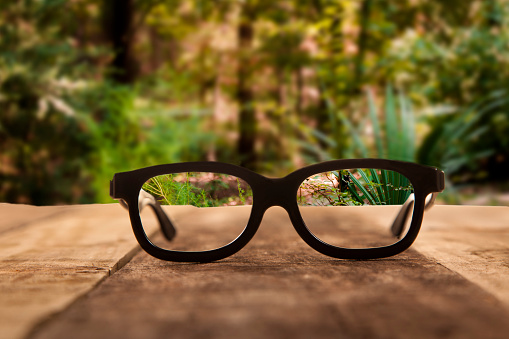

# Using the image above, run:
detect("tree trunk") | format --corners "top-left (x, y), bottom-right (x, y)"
top-left (237, 13), bottom-right (256, 170)
top-left (103, 0), bottom-right (137, 84)
top-left (351, 0), bottom-right (372, 96)
top-left (273, 68), bottom-right (288, 162)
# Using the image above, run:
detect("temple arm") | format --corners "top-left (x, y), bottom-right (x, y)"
top-left (390, 193), bottom-right (437, 238)
top-left (119, 190), bottom-right (177, 241)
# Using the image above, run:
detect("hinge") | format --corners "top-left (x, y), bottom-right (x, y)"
top-left (109, 180), bottom-right (115, 199)
top-left (436, 169), bottom-right (445, 192)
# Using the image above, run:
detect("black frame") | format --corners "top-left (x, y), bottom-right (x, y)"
top-left (110, 159), bottom-right (445, 262)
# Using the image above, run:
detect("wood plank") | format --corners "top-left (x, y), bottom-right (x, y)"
top-left (0, 203), bottom-right (73, 234)
top-left (416, 205), bottom-right (509, 307)
top-left (0, 204), bottom-right (139, 339)
top-left (30, 206), bottom-right (509, 339)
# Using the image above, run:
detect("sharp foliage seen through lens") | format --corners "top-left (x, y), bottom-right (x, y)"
top-left (298, 168), bottom-right (413, 206)
top-left (298, 168), bottom-right (414, 249)
top-left (139, 172), bottom-right (253, 252)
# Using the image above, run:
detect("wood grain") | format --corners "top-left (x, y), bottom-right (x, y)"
top-left (0, 204), bottom-right (139, 339)
top-left (1, 203), bottom-right (508, 339)
top-left (27, 206), bottom-right (509, 339)
top-left (415, 205), bottom-right (509, 307)
top-left (0, 203), bottom-right (72, 234)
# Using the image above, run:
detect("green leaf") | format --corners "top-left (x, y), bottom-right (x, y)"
top-left (385, 85), bottom-right (399, 160)
top-left (346, 183), bottom-right (364, 205)
top-left (369, 168), bottom-right (384, 202)
top-left (357, 169), bottom-right (382, 204)
top-left (339, 114), bottom-right (368, 158)
top-left (399, 91), bottom-right (415, 162)
top-left (348, 172), bottom-right (376, 205)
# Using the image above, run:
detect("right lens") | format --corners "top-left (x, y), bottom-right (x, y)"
top-left (297, 168), bottom-right (414, 249)
top-left (139, 172), bottom-right (253, 252)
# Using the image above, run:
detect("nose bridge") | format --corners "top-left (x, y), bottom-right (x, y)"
top-left (259, 177), bottom-right (295, 210)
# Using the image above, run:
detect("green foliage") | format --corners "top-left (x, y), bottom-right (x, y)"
top-left (417, 90), bottom-right (509, 183)
top-left (344, 169), bottom-right (413, 206)
top-left (0, 0), bottom-right (99, 204)
top-left (237, 178), bottom-right (247, 205)
top-left (299, 169), bottom-right (413, 207)
top-left (143, 174), bottom-right (215, 207)
top-left (2, 0), bottom-right (508, 205)
top-left (143, 173), bottom-right (253, 207)
top-left (298, 86), bottom-right (417, 163)
top-left (387, 1), bottom-right (509, 181)
top-left (75, 81), bottom-right (217, 203)
top-left (354, 86), bottom-right (416, 162)
top-left (387, 1), bottom-right (509, 106)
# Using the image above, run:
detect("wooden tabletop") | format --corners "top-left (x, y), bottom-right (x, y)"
top-left (1, 203), bottom-right (508, 339)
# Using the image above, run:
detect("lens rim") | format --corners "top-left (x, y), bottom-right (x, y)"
top-left (296, 168), bottom-right (415, 249)
top-left (114, 162), bottom-right (266, 262)
top-left (111, 159), bottom-right (443, 262)
top-left (140, 172), bottom-right (254, 252)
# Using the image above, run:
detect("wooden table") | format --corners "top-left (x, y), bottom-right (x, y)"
top-left (1, 203), bottom-right (508, 339)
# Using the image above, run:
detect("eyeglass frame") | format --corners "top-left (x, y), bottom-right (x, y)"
top-left (110, 159), bottom-right (445, 262)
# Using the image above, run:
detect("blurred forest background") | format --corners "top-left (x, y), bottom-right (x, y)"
top-left (1, 0), bottom-right (508, 205)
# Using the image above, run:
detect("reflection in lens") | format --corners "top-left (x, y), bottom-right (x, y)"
top-left (140, 172), bottom-right (253, 252)
top-left (297, 168), bottom-right (414, 249)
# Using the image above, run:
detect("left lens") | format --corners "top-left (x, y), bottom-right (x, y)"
top-left (140, 172), bottom-right (253, 252)
top-left (297, 168), bottom-right (414, 249)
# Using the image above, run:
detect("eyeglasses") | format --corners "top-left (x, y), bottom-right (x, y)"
top-left (110, 159), bottom-right (444, 262)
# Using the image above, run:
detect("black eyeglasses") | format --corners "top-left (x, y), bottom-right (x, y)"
top-left (110, 159), bottom-right (444, 262)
